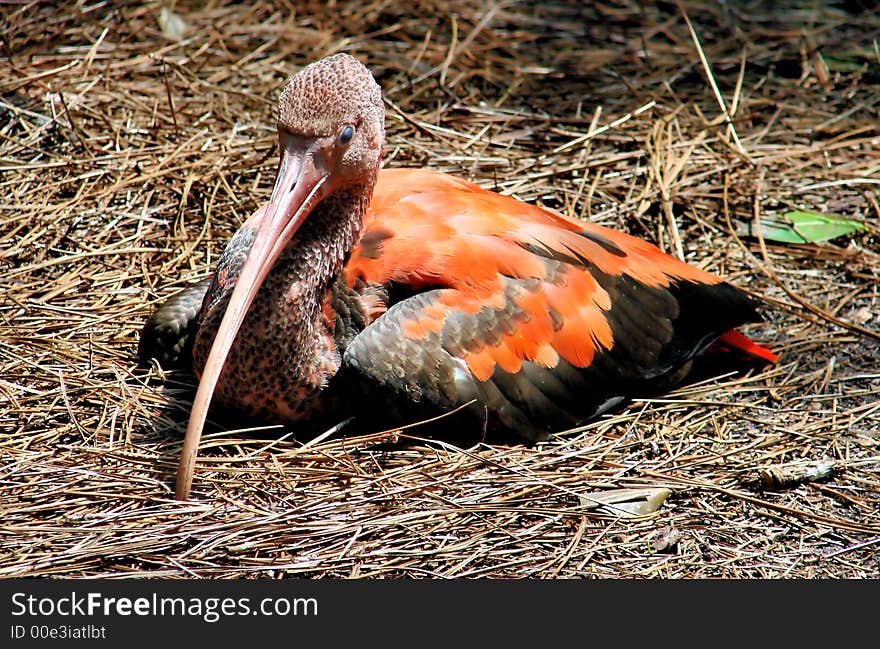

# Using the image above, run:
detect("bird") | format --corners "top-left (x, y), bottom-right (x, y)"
top-left (138, 53), bottom-right (776, 499)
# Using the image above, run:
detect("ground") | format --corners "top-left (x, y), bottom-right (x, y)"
top-left (1, 1), bottom-right (878, 578)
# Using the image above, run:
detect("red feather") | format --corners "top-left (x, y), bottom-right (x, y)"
top-left (717, 330), bottom-right (779, 364)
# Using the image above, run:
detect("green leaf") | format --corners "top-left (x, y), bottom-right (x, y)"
top-left (735, 210), bottom-right (867, 244)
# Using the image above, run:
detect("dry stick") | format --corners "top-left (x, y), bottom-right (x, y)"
top-left (82, 25), bottom-right (109, 75)
top-left (678, 3), bottom-right (750, 162)
top-left (383, 97), bottom-right (457, 146)
top-left (397, 434), bottom-right (654, 517)
top-left (58, 92), bottom-right (95, 159)
top-left (2, 60), bottom-right (79, 93)
top-left (648, 115), bottom-right (703, 260)
top-left (162, 61), bottom-right (180, 134)
top-left (550, 101), bottom-right (656, 156)
top-left (438, 14), bottom-right (458, 88)
top-left (729, 48), bottom-right (747, 119)
top-left (720, 177), bottom-right (836, 331)
top-left (825, 535), bottom-right (880, 558)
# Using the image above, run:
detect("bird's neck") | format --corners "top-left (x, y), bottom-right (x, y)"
top-left (259, 176), bottom-right (375, 346)
top-left (193, 171), bottom-right (376, 423)
top-left (242, 174), bottom-right (374, 408)
top-left (276, 172), bottom-right (375, 298)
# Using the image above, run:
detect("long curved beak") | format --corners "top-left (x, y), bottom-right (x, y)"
top-left (175, 132), bottom-right (330, 500)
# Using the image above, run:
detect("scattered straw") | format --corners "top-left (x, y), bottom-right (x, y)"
top-left (2, 1), bottom-right (879, 578)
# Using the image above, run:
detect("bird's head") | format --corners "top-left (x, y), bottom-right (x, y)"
top-left (277, 53), bottom-right (385, 187)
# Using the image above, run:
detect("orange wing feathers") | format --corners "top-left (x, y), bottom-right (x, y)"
top-left (344, 168), bottom-right (741, 383)
top-left (349, 168), bottom-right (721, 289)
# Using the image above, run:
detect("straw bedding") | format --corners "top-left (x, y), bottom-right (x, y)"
top-left (2, 1), bottom-right (879, 578)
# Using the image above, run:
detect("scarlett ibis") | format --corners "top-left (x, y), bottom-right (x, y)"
top-left (138, 54), bottom-right (776, 499)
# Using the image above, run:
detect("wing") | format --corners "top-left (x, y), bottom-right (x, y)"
top-left (341, 168), bottom-right (763, 439)
top-left (349, 168), bottom-right (726, 294)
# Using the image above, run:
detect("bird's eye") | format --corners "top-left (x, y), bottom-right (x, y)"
top-left (339, 125), bottom-right (354, 146)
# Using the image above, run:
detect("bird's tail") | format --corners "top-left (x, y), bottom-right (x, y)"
top-left (715, 329), bottom-right (778, 364)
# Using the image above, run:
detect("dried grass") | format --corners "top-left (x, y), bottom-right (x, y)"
top-left (2, 1), bottom-right (879, 578)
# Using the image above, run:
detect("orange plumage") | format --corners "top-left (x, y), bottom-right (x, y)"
top-left (342, 168), bottom-right (773, 383)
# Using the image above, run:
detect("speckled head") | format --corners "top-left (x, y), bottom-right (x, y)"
top-left (278, 54), bottom-right (385, 180)
top-left (279, 54), bottom-right (382, 134)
